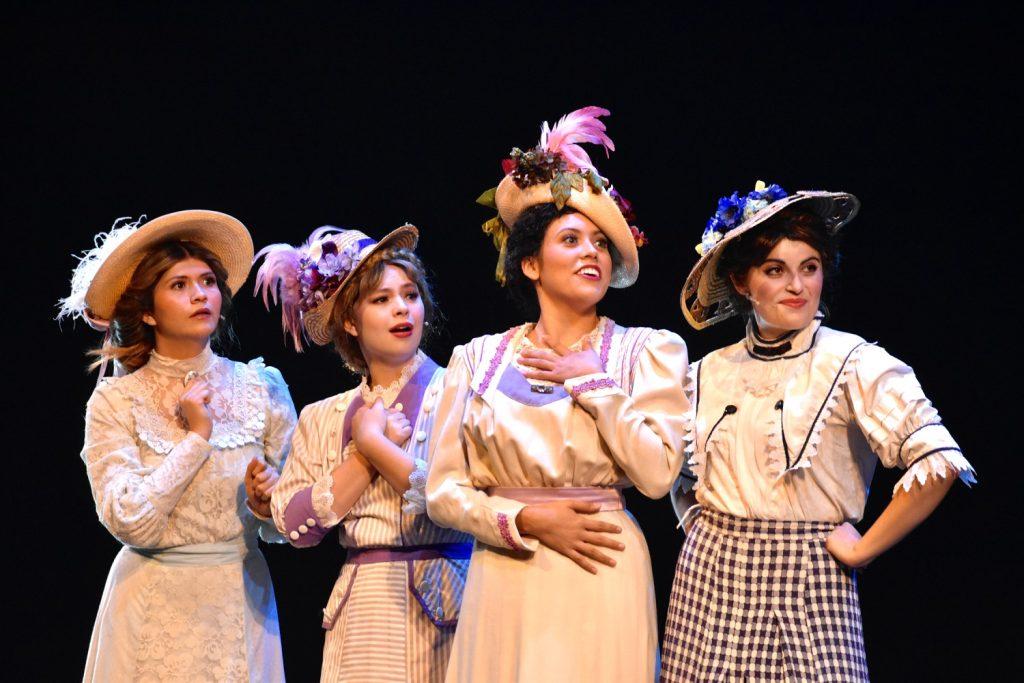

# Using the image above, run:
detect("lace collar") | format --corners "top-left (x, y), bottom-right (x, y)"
top-left (359, 351), bottom-right (426, 406)
top-left (517, 316), bottom-right (609, 354)
top-left (744, 315), bottom-right (823, 361)
top-left (146, 345), bottom-right (219, 377)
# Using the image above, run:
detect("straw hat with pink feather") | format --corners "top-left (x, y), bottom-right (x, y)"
top-left (476, 106), bottom-right (648, 288)
top-left (253, 225), bottom-right (418, 350)
top-left (57, 210), bottom-right (254, 331)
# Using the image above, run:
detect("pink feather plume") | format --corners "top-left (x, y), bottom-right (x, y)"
top-left (539, 106), bottom-right (615, 172)
top-left (253, 226), bottom-right (341, 352)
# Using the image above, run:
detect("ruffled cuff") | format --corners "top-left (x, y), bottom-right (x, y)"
top-left (280, 485), bottom-right (335, 548)
top-left (312, 473), bottom-right (342, 528)
top-left (893, 449), bottom-right (977, 496)
top-left (402, 457), bottom-right (428, 514)
top-left (564, 372), bottom-right (620, 402)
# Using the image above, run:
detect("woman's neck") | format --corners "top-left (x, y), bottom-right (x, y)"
top-left (532, 297), bottom-right (599, 348)
top-left (365, 351), bottom-right (419, 389)
top-left (152, 334), bottom-right (210, 360)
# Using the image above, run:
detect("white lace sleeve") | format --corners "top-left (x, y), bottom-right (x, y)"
top-left (255, 363), bottom-right (297, 543)
top-left (259, 364), bottom-right (297, 470)
top-left (82, 380), bottom-right (212, 548)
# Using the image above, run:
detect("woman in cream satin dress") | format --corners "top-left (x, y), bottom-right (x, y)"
top-left (427, 107), bottom-right (689, 682)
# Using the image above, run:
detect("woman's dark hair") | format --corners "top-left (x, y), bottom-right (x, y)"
top-left (90, 240), bottom-right (236, 373)
top-left (502, 203), bottom-right (574, 317)
top-left (716, 208), bottom-right (841, 316)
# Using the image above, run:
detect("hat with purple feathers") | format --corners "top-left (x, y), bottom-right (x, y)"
top-left (253, 225), bottom-right (418, 350)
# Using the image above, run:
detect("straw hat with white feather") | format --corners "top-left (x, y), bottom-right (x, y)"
top-left (58, 210), bottom-right (254, 331)
top-left (681, 181), bottom-right (860, 330)
top-left (476, 106), bottom-right (648, 288)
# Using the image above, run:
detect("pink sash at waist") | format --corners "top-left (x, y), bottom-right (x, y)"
top-left (486, 486), bottom-right (626, 511)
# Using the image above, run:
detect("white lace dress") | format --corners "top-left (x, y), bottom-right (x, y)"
top-left (80, 346), bottom-right (296, 682)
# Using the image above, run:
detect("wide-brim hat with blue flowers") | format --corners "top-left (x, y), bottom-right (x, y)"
top-left (254, 225), bottom-right (418, 350)
top-left (681, 181), bottom-right (860, 330)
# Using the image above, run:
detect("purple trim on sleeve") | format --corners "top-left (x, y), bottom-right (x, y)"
top-left (283, 486), bottom-right (330, 548)
top-left (569, 376), bottom-right (619, 400)
top-left (599, 318), bottom-right (615, 369)
top-left (496, 512), bottom-right (522, 550)
top-left (478, 328), bottom-right (517, 395)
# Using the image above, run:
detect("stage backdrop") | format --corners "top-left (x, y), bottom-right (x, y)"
top-left (8, 3), bottom-right (1012, 680)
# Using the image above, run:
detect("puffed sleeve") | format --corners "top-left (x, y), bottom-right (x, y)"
top-left (82, 379), bottom-right (212, 548)
top-left (670, 361), bottom-right (700, 521)
top-left (562, 329), bottom-right (690, 499)
top-left (426, 346), bottom-right (539, 552)
top-left (845, 344), bottom-right (976, 496)
top-left (270, 401), bottom-right (341, 548)
top-left (252, 364), bottom-right (297, 543)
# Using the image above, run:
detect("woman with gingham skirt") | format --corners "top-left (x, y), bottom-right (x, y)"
top-left (662, 183), bottom-right (975, 681)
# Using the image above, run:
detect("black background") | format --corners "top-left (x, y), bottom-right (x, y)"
top-left (7, 3), bottom-right (1014, 680)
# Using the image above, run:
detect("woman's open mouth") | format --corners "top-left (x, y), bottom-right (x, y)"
top-left (389, 322), bottom-right (415, 338)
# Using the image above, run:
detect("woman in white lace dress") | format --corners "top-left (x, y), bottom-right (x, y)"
top-left (662, 183), bottom-right (977, 681)
top-left (59, 211), bottom-right (297, 682)
top-left (254, 225), bottom-right (472, 682)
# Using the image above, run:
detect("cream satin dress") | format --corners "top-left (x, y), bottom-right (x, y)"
top-left (427, 318), bottom-right (690, 682)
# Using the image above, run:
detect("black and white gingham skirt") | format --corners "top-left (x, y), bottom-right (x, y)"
top-left (661, 509), bottom-right (868, 682)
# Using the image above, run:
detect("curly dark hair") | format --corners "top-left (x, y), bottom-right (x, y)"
top-left (505, 202), bottom-right (622, 317)
top-left (716, 208), bottom-right (842, 316)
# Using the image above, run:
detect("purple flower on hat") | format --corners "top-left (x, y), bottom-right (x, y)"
top-left (318, 252), bottom-right (345, 278)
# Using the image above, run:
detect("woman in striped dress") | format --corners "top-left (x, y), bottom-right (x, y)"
top-left (255, 225), bottom-right (473, 682)
top-left (663, 182), bottom-right (977, 681)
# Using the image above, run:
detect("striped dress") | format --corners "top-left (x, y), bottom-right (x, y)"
top-left (271, 353), bottom-right (472, 682)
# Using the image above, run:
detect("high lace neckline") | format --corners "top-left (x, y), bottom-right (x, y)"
top-left (745, 315), bottom-right (823, 361)
top-left (518, 316), bottom-right (608, 354)
top-left (146, 345), bottom-right (218, 377)
top-left (359, 351), bottom-right (426, 406)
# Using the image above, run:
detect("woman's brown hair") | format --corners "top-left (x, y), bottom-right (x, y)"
top-left (90, 240), bottom-right (236, 373)
top-left (329, 247), bottom-right (437, 374)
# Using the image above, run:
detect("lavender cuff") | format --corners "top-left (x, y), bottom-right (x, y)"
top-left (282, 486), bottom-right (331, 548)
top-left (565, 372), bottom-right (620, 401)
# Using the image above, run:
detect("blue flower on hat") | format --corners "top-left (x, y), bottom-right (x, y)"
top-left (695, 180), bottom-right (789, 255)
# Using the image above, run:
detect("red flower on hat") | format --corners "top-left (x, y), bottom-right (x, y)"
top-left (501, 158), bottom-right (517, 176)
top-left (630, 226), bottom-right (649, 248)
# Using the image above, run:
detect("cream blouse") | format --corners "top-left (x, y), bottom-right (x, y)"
top-left (674, 317), bottom-right (976, 523)
top-left (427, 317), bottom-right (690, 551)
